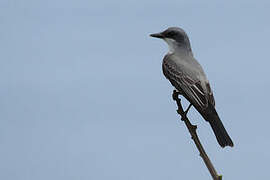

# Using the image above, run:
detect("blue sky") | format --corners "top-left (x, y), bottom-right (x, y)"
top-left (1, 1), bottom-right (270, 179)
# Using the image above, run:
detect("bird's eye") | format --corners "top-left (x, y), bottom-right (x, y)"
top-left (167, 31), bottom-right (176, 37)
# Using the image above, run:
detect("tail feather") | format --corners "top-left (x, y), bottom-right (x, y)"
top-left (208, 113), bottom-right (234, 148)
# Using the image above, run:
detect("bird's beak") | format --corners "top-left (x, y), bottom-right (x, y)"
top-left (150, 32), bottom-right (164, 39)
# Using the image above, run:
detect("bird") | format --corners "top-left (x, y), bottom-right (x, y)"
top-left (150, 27), bottom-right (233, 148)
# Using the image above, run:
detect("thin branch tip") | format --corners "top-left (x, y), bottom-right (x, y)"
top-left (171, 90), bottom-right (222, 180)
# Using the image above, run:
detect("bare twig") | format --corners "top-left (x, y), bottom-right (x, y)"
top-left (172, 90), bottom-right (222, 180)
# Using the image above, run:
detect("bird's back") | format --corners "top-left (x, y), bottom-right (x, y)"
top-left (169, 53), bottom-right (207, 84)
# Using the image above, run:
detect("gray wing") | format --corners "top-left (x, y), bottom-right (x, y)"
top-left (162, 55), bottom-right (215, 109)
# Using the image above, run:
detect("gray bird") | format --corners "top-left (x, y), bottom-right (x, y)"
top-left (150, 27), bottom-right (233, 147)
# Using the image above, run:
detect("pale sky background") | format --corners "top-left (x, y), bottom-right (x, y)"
top-left (1, 0), bottom-right (270, 179)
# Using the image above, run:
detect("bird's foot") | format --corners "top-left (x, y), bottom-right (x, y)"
top-left (172, 90), bottom-right (180, 101)
top-left (173, 89), bottom-right (184, 100)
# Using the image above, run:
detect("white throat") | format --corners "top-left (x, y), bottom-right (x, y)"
top-left (164, 38), bottom-right (178, 53)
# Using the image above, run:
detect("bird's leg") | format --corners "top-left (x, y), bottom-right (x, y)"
top-left (173, 90), bottom-right (192, 116)
top-left (184, 103), bottom-right (192, 116)
top-left (172, 89), bottom-right (184, 100)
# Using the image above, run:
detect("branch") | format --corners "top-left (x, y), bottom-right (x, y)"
top-left (172, 90), bottom-right (222, 180)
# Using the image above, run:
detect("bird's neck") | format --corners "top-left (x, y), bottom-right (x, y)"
top-left (165, 38), bottom-right (193, 56)
top-left (170, 46), bottom-right (193, 57)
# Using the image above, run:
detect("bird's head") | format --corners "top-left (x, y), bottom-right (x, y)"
top-left (150, 27), bottom-right (192, 53)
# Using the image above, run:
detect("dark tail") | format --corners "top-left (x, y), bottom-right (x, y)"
top-left (203, 105), bottom-right (234, 148)
top-left (208, 113), bottom-right (234, 148)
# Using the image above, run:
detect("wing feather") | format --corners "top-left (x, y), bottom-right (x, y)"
top-left (162, 56), bottom-right (211, 109)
